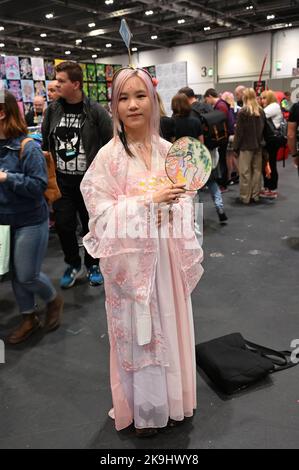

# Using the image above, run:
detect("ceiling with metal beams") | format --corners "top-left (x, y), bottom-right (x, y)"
top-left (0, 0), bottom-right (299, 61)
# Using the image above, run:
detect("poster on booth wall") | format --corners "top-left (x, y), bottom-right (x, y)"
top-left (44, 60), bottom-right (56, 80)
top-left (19, 57), bottom-right (32, 79)
top-left (113, 64), bottom-right (122, 74)
top-left (96, 64), bottom-right (106, 82)
top-left (87, 64), bottom-right (96, 82)
top-left (34, 80), bottom-right (47, 98)
top-left (97, 82), bottom-right (107, 101)
top-left (21, 80), bottom-right (35, 102)
top-left (106, 82), bottom-right (112, 101)
top-left (88, 82), bottom-right (98, 101)
top-left (0, 56), bottom-right (6, 79)
top-left (8, 80), bottom-right (22, 101)
top-left (31, 57), bottom-right (45, 81)
top-left (105, 64), bottom-right (114, 82)
top-left (24, 102), bottom-right (33, 115)
top-left (83, 82), bottom-right (89, 97)
top-left (5, 56), bottom-right (20, 80)
top-left (80, 64), bottom-right (87, 82)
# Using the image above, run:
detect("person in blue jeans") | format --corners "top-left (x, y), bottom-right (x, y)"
top-left (0, 90), bottom-right (64, 344)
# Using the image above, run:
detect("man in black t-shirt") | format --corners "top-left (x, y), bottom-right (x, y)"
top-left (288, 102), bottom-right (299, 168)
top-left (42, 61), bottom-right (112, 291)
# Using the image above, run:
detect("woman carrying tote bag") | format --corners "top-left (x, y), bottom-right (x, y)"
top-left (0, 90), bottom-right (63, 344)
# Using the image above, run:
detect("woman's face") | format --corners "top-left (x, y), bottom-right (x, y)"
top-left (117, 75), bottom-right (151, 133)
top-left (260, 95), bottom-right (267, 108)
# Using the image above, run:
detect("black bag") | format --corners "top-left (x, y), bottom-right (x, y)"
top-left (263, 117), bottom-right (287, 147)
top-left (200, 110), bottom-right (228, 150)
top-left (195, 332), bottom-right (297, 394)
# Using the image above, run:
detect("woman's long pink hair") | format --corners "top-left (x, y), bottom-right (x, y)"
top-left (111, 68), bottom-right (160, 139)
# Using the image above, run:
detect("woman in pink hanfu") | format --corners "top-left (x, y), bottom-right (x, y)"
top-left (80, 68), bottom-right (204, 437)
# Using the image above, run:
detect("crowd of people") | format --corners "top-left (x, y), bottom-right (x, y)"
top-left (0, 61), bottom-right (298, 437)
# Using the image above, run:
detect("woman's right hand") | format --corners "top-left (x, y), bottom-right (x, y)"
top-left (152, 183), bottom-right (186, 204)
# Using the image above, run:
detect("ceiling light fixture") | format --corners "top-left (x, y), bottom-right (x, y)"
top-left (246, 5), bottom-right (253, 10)
top-left (267, 14), bottom-right (275, 20)
top-left (0, 26), bottom-right (4, 31)
top-left (285, 23), bottom-right (292, 27)
top-left (106, 43), bottom-right (112, 48)
top-left (65, 50), bottom-right (71, 55)
top-left (0, 43), bottom-right (5, 48)
top-left (105, 0), bottom-right (114, 4)
top-left (88, 29), bottom-right (105, 36)
top-left (204, 26), bottom-right (211, 31)
top-left (132, 47), bottom-right (138, 52)
top-left (88, 22), bottom-right (96, 28)
top-left (34, 47), bottom-right (40, 51)
top-left (76, 39), bottom-right (82, 44)
top-left (45, 13), bottom-right (54, 19)
top-left (177, 19), bottom-right (185, 24)
top-left (92, 54), bottom-right (97, 58)
top-left (40, 33), bottom-right (47, 38)
top-left (145, 10), bottom-right (154, 16)
top-left (151, 35), bottom-right (157, 39)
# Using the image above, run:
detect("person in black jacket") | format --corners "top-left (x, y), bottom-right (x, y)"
top-left (42, 61), bottom-right (113, 289)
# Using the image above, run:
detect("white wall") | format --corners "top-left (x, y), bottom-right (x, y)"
top-left (98, 42), bottom-right (214, 94)
top-left (98, 28), bottom-right (299, 91)
top-left (272, 28), bottom-right (299, 78)
top-left (217, 33), bottom-right (271, 82)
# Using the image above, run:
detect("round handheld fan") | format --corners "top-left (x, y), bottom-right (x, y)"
top-left (165, 136), bottom-right (212, 190)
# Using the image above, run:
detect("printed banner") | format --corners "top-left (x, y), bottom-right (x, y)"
top-left (21, 79), bottom-right (35, 102)
top-left (5, 56), bottom-right (20, 80)
top-left (31, 57), bottom-right (45, 81)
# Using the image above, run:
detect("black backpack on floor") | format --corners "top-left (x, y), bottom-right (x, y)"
top-left (195, 332), bottom-right (297, 394)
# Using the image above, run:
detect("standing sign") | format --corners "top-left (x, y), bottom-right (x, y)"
top-left (253, 80), bottom-right (266, 96)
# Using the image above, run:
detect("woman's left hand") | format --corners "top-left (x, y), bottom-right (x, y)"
top-left (0, 171), bottom-right (7, 183)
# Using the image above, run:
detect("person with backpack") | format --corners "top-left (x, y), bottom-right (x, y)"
top-left (260, 90), bottom-right (284, 199)
top-left (233, 88), bottom-right (265, 204)
top-left (0, 90), bottom-right (64, 344)
top-left (203, 88), bottom-right (231, 191)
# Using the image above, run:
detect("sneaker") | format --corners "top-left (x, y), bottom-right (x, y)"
top-left (217, 209), bottom-right (228, 223)
top-left (266, 190), bottom-right (278, 199)
top-left (60, 265), bottom-right (83, 289)
top-left (87, 265), bottom-right (104, 286)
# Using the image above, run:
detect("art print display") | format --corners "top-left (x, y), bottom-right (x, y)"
top-left (24, 102), bottom-right (33, 115)
top-left (0, 57), bottom-right (6, 79)
top-left (105, 64), bottom-right (114, 81)
top-left (83, 82), bottom-right (89, 97)
top-left (19, 57), bottom-right (32, 79)
top-left (87, 63), bottom-right (96, 82)
top-left (113, 64), bottom-right (122, 74)
top-left (106, 82), bottom-right (112, 101)
top-left (5, 56), bottom-right (20, 80)
top-left (96, 64), bottom-right (105, 82)
top-left (88, 82), bottom-right (98, 101)
top-left (44, 60), bottom-right (55, 80)
top-left (0, 79), bottom-right (7, 91)
top-left (8, 80), bottom-right (22, 101)
top-left (80, 63), bottom-right (87, 81)
top-left (34, 80), bottom-right (46, 97)
top-left (31, 57), bottom-right (45, 81)
top-left (97, 82), bottom-right (107, 101)
top-left (21, 80), bottom-right (35, 102)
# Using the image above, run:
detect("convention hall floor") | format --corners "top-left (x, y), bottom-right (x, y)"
top-left (1, 158), bottom-right (299, 449)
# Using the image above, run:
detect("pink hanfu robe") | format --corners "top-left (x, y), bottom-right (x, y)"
top-left (81, 136), bottom-right (203, 430)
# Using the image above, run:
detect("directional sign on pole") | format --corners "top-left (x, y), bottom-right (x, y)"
top-left (119, 19), bottom-right (133, 65)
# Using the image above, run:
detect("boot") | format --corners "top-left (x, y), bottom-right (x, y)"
top-left (44, 294), bottom-right (64, 332)
top-left (6, 313), bottom-right (41, 344)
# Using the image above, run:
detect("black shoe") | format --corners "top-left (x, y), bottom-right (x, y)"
top-left (217, 209), bottom-right (228, 223)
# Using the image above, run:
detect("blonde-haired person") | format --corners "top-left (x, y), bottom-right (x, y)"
top-left (221, 91), bottom-right (240, 185)
top-left (260, 90), bottom-right (283, 199)
top-left (233, 88), bottom-right (265, 204)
